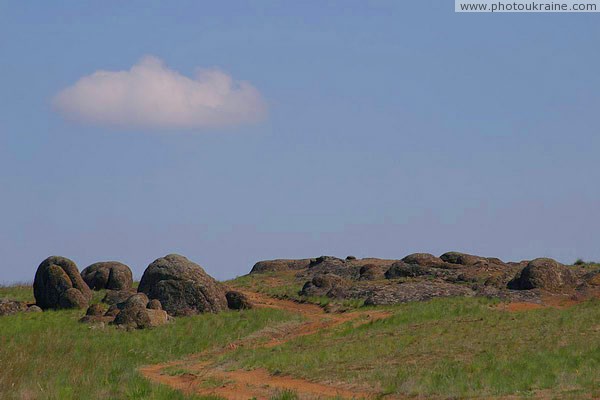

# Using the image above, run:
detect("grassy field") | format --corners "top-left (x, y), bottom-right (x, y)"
top-left (227, 271), bottom-right (304, 300)
top-left (0, 285), bottom-right (299, 400)
top-left (4, 282), bottom-right (600, 399)
top-left (0, 284), bottom-right (35, 302)
top-left (218, 296), bottom-right (600, 399)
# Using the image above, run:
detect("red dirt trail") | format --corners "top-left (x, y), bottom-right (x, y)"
top-left (139, 291), bottom-right (391, 399)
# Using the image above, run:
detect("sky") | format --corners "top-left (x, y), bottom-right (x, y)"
top-left (1, 1), bottom-right (599, 283)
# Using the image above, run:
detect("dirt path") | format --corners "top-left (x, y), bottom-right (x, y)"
top-left (139, 291), bottom-right (391, 399)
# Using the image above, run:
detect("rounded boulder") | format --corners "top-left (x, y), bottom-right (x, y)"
top-left (81, 261), bottom-right (133, 291)
top-left (226, 291), bottom-right (253, 310)
top-left (138, 254), bottom-right (227, 316)
top-left (402, 253), bottom-right (447, 268)
top-left (33, 256), bottom-right (92, 310)
top-left (508, 258), bottom-right (576, 292)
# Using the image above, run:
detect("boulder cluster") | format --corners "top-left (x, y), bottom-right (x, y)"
top-left (1, 254), bottom-right (252, 329)
top-left (251, 252), bottom-right (598, 306)
top-left (3, 250), bottom-right (598, 321)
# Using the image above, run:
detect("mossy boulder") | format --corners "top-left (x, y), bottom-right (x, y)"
top-left (250, 258), bottom-right (312, 274)
top-left (81, 261), bottom-right (133, 291)
top-left (226, 291), bottom-right (253, 310)
top-left (112, 293), bottom-right (168, 329)
top-left (508, 258), bottom-right (576, 292)
top-left (401, 253), bottom-right (447, 268)
top-left (440, 251), bottom-right (487, 266)
top-left (358, 264), bottom-right (386, 281)
top-left (33, 256), bottom-right (92, 310)
top-left (138, 254), bottom-right (227, 316)
top-left (300, 274), bottom-right (350, 299)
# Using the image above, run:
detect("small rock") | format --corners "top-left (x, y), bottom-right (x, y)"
top-left (0, 300), bottom-right (28, 316)
top-left (226, 291), bottom-right (253, 310)
top-left (113, 305), bottom-right (168, 329)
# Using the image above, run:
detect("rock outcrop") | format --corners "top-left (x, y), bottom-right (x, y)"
top-left (440, 251), bottom-right (488, 266)
top-left (138, 254), bottom-right (227, 316)
top-left (359, 264), bottom-right (386, 281)
top-left (385, 262), bottom-right (433, 279)
top-left (250, 259), bottom-right (313, 274)
top-left (401, 253), bottom-right (448, 268)
top-left (81, 261), bottom-right (133, 291)
top-left (365, 280), bottom-right (475, 305)
top-left (33, 256), bottom-right (92, 310)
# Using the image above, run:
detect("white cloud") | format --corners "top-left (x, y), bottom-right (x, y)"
top-left (53, 56), bottom-right (267, 130)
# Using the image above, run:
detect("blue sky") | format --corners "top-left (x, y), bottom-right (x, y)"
top-left (1, 1), bottom-right (599, 282)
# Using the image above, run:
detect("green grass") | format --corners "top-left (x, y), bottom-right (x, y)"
top-left (0, 286), bottom-right (298, 400)
top-left (269, 389), bottom-right (299, 400)
top-left (0, 284), bottom-right (35, 302)
top-left (220, 296), bottom-right (600, 398)
top-left (227, 272), bottom-right (304, 300)
top-left (5, 281), bottom-right (600, 399)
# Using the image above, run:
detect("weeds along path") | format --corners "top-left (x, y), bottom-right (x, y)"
top-left (139, 291), bottom-right (391, 399)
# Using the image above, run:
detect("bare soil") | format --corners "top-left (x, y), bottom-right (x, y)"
top-left (139, 290), bottom-right (390, 399)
